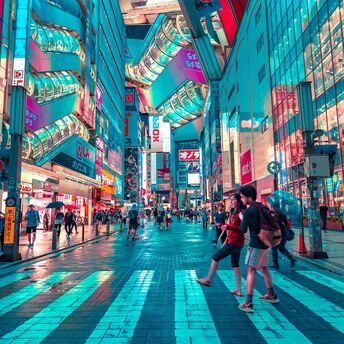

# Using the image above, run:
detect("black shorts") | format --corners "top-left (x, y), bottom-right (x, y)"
top-left (129, 220), bottom-right (138, 229)
top-left (212, 243), bottom-right (242, 268)
top-left (26, 226), bottom-right (37, 234)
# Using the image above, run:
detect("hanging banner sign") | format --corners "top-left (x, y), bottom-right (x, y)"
top-left (4, 207), bottom-right (16, 245)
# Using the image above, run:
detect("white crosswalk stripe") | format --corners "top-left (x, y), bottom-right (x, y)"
top-left (296, 270), bottom-right (344, 293)
top-left (1, 271), bottom-right (113, 342)
top-left (267, 270), bottom-right (344, 334)
top-left (87, 270), bottom-right (154, 343)
top-left (175, 270), bottom-right (221, 344)
top-left (218, 270), bottom-right (312, 343)
top-left (0, 273), bottom-right (32, 288)
top-left (0, 272), bottom-right (73, 316)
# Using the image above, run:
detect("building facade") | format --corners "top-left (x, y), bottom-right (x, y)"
top-left (0, 0), bottom-right (125, 224)
top-left (268, 0), bottom-right (344, 212)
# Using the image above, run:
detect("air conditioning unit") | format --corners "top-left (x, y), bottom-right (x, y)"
top-left (305, 155), bottom-right (330, 177)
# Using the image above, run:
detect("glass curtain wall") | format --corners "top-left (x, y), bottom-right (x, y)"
top-left (268, 0), bottom-right (344, 212)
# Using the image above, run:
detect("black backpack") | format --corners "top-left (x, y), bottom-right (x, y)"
top-left (129, 209), bottom-right (138, 220)
top-left (253, 203), bottom-right (282, 247)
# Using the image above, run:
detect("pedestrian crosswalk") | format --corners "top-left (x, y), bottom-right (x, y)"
top-left (0, 269), bottom-right (343, 343)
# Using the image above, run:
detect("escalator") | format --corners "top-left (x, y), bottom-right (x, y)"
top-left (3, 114), bottom-right (90, 166)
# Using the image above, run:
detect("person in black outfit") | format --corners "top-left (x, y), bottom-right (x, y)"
top-left (319, 204), bottom-right (328, 232)
top-left (212, 204), bottom-right (228, 247)
top-left (64, 210), bottom-right (73, 236)
top-left (271, 208), bottom-right (296, 268)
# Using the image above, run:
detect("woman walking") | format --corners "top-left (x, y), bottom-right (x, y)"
top-left (197, 194), bottom-right (246, 296)
top-left (54, 208), bottom-right (64, 237)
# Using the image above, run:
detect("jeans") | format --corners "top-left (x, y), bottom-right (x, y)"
top-left (202, 219), bottom-right (208, 229)
top-left (271, 238), bottom-right (294, 264)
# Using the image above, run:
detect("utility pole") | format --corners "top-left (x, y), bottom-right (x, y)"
top-left (296, 82), bottom-right (329, 258)
top-left (1, 0), bottom-right (31, 261)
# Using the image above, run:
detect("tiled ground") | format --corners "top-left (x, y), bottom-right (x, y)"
top-left (0, 219), bottom-right (343, 343)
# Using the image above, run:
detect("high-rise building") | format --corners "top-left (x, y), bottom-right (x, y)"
top-left (1, 0), bottom-right (125, 224)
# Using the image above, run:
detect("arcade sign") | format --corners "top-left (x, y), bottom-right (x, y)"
top-left (179, 149), bottom-right (200, 161)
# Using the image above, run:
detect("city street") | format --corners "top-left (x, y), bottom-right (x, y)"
top-left (0, 220), bottom-right (343, 343)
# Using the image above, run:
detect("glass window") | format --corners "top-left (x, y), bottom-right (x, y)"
top-left (320, 21), bottom-right (331, 58)
top-left (255, 4), bottom-right (262, 25)
top-left (257, 33), bottom-right (264, 54)
top-left (323, 54), bottom-right (334, 89)
top-left (300, 0), bottom-right (309, 31)
top-left (333, 43), bottom-right (344, 81)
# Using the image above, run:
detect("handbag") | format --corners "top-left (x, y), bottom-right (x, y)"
top-left (285, 226), bottom-right (295, 241)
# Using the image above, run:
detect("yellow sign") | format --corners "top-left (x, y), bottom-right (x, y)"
top-left (4, 207), bottom-right (16, 245)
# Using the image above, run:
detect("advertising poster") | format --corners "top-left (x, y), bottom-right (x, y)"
top-left (124, 148), bottom-right (139, 200)
top-left (240, 149), bottom-right (252, 185)
top-left (125, 112), bottom-right (139, 147)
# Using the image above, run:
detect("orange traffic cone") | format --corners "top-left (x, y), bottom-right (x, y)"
top-left (298, 234), bottom-right (308, 254)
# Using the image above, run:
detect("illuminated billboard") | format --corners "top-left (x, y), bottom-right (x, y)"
top-left (188, 173), bottom-right (200, 185)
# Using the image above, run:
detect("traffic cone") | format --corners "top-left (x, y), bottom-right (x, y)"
top-left (298, 234), bottom-right (308, 254)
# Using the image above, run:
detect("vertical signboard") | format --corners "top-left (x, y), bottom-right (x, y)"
top-left (4, 207), bottom-right (16, 245)
top-left (149, 116), bottom-right (164, 152)
top-left (240, 149), bottom-right (252, 185)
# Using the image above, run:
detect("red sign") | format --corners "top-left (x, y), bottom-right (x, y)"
top-left (0, 160), bottom-right (4, 172)
top-left (179, 149), bottom-right (200, 161)
top-left (95, 85), bottom-right (103, 111)
top-left (240, 150), bottom-right (252, 185)
top-left (15, 70), bottom-right (23, 79)
top-left (125, 93), bottom-right (134, 104)
top-left (96, 137), bottom-right (105, 152)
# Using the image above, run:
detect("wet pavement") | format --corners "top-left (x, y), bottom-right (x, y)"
top-left (0, 219), bottom-right (343, 343)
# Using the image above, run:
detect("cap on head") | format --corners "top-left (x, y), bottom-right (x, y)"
top-left (29, 204), bottom-right (34, 208)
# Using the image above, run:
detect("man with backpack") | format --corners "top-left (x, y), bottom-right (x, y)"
top-left (238, 185), bottom-right (279, 313)
top-left (271, 207), bottom-right (296, 268)
top-left (127, 204), bottom-right (139, 240)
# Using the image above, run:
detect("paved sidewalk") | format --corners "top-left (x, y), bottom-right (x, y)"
top-left (289, 227), bottom-right (344, 273)
top-left (0, 223), bottom-right (122, 268)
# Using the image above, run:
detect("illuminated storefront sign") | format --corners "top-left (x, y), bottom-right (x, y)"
top-left (52, 138), bottom-right (96, 178)
top-left (149, 116), bottom-right (164, 152)
top-left (96, 137), bottom-right (105, 152)
top-left (108, 148), bottom-right (122, 176)
top-left (18, 182), bottom-right (33, 193)
top-left (240, 149), bottom-right (252, 185)
top-left (101, 169), bottom-right (116, 195)
top-left (179, 149), bottom-right (200, 161)
top-left (95, 85), bottom-right (103, 111)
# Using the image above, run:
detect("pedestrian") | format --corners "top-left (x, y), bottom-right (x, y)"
top-left (176, 208), bottom-right (181, 221)
top-left (166, 207), bottom-right (172, 229)
top-left (319, 203), bottom-right (328, 232)
top-left (70, 211), bottom-right (78, 234)
top-left (270, 207), bottom-right (296, 268)
top-left (43, 212), bottom-right (49, 231)
top-left (157, 211), bottom-right (164, 230)
top-left (24, 204), bottom-right (40, 248)
top-left (127, 204), bottom-right (139, 240)
top-left (197, 193), bottom-right (246, 295)
top-left (239, 185), bottom-right (279, 313)
top-left (54, 208), bottom-right (64, 237)
top-left (64, 209), bottom-right (73, 236)
top-left (153, 208), bottom-right (158, 223)
top-left (212, 204), bottom-right (228, 247)
top-left (201, 207), bottom-right (208, 229)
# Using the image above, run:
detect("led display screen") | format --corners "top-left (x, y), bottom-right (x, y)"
top-left (188, 173), bottom-right (200, 185)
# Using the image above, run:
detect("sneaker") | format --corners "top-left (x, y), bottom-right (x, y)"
top-left (270, 263), bottom-right (279, 269)
top-left (290, 259), bottom-right (296, 267)
top-left (238, 301), bottom-right (254, 313)
top-left (259, 294), bottom-right (279, 304)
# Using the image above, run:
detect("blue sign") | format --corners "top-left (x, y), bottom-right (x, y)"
top-left (194, 0), bottom-right (222, 18)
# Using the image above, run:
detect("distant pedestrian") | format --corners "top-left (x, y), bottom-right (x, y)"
top-left (24, 205), bottom-right (40, 248)
top-left (127, 204), bottom-right (139, 240)
top-left (54, 208), bottom-right (64, 237)
top-left (212, 204), bottom-right (228, 247)
top-left (238, 185), bottom-right (279, 313)
top-left (43, 212), bottom-right (49, 231)
top-left (319, 204), bottom-right (328, 232)
top-left (197, 193), bottom-right (245, 296)
top-left (70, 211), bottom-right (78, 234)
top-left (166, 208), bottom-right (172, 229)
top-left (201, 207), bottom-right (208, 229)
top-left (271, 208), bottom-right (296, 269)
top-left (64, 210), bottom-right (73, 236)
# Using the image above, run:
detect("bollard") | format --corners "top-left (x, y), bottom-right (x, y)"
top-left (82, 224), bottom-right (85, 242)
top-left (52, 227), bottom-right (57, 250)
top-left (106, 223), bottom-right (110, 236)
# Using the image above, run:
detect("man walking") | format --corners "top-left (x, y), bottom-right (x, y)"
top-left (201, 207), bottom-right (208, 229)
top-left (239, 185), bottom-right (279, 313)
top-left (25, 205), bottom-right (40, 248)
top-left (319, 203), bottom-right (328, 232)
